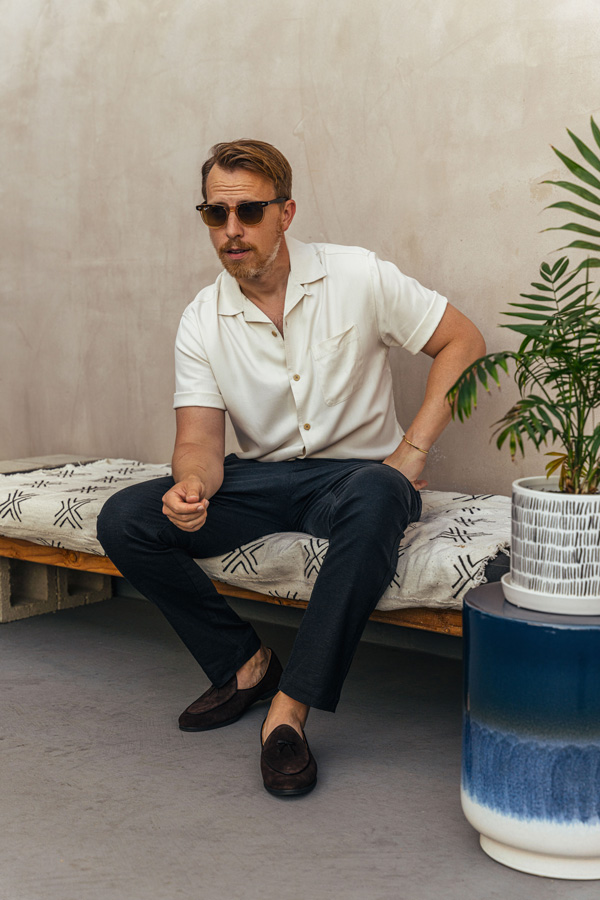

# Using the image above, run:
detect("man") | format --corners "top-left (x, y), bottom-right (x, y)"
top-left (97, 139), bottom-right (485, 797)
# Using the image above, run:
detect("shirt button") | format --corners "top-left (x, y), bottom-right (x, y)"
top-left (271, 330), bottom-right (278, 337)
top-left (293, 374), bottom-right (301, 381)
top-left (303, 423), bottom-right (311, 431)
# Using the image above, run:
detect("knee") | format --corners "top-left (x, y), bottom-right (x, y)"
top-left (344, 464), bottom-right (419, 528)
top-left (351, 463), bottom-right (413, 504)
top-left (96, 487), bottom-right (133, 552)
top-left (96, 481), bottom-right (164, 553)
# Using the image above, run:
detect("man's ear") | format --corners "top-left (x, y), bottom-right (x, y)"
top-left (281, 199), bottom-right (296, 232)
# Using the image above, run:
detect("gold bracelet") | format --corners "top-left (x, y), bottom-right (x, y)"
top-left (402, 436), bottom-right (429, 455)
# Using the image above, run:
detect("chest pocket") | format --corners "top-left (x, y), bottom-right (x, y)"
top-left (311, 324), bottom-right (363, 407)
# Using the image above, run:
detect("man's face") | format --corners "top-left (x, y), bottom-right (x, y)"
top-left (204, 165), bottom-right (294, 280)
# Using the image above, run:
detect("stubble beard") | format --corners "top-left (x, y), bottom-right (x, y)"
top-left (218, 225), bottom-right (284, 280)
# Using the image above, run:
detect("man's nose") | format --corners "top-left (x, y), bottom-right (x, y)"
top-left (224, 209), bottom-right (243, 239)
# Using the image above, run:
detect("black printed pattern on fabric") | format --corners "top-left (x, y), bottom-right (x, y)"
top-left (432, 526), bottom-right (491, 543)
top-left (54, 498), bottom-right (94, 529)
top-left (221, 540), bottom-right (265, 576)
top-left (0, 491), bottom-right (36, 522)
top-left (390, 541), bottom-right (415, 589)
top-left (451, 553), bottom-right (492, 598)
top-left (303, 539), bottom-right (328, 579)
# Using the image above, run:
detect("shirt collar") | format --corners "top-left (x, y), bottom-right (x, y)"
top-left (216, 237), bottom-right (326, 317)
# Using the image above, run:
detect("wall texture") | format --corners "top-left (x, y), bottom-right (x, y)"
top-left (2, 0), bottom-right (599, 494)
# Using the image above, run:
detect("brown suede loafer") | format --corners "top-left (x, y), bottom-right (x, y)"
top-left (178, 649), bottom-right (283, 732)
top-left (260, 724), bottom-right (318, 797)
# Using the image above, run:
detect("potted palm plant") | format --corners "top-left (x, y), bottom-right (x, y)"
top-left (453, 119), bottom-right (600, 880)
top-left (448, 117), bottom-right (600, 616)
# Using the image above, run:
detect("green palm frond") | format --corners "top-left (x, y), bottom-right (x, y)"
top-left (447, 116), bottom-right (600, 492)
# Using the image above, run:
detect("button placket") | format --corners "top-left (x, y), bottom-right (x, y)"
top-left (282, 312), bottom-right (312, 451)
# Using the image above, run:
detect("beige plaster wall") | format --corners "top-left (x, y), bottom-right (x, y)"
top-left (2, 0), bottom-right (599, 494)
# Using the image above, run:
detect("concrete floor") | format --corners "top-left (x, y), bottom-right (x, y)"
top-left (1, 596), bottom-right (598, 900)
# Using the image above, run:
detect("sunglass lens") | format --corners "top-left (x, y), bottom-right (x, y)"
top-left (202, 205), bottom-right (227, 227)
top-left (237, 203), bottom-right (264, 226)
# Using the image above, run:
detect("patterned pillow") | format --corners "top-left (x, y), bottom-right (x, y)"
top-left (0, 459), bottom-right (510, 611)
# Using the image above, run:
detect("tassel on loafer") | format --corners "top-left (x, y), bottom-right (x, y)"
top-left (260, 723), bottom-right (318, 797)
top-left (178, 649), bottom-right (283, 732)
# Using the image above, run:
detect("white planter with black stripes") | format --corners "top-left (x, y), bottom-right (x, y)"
top-left (501, 475), bottom-right (600, 616)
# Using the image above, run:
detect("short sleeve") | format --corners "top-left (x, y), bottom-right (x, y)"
top-left (173, 309), bottom-right (226, 410)
top-left (371, 255), bottom-right (448, 354)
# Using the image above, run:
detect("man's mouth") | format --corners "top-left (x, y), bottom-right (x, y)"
top-left (224, 246), bottom-right (251, 258)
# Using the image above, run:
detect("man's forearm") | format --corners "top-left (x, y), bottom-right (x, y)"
top-left (404, 334), bottom-right (484, 450)
top-left (172, 441), bottom-right (224, 499)
top-left (389, 329), bottom-right (486, 465)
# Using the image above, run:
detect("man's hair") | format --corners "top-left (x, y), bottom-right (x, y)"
top-left (201, 139), bottom-right (292, 201)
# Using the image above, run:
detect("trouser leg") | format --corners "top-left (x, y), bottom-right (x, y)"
top-left (278, 461), bottom-right (422, 712)
top-left (96, 460), bottom-right (289, 687)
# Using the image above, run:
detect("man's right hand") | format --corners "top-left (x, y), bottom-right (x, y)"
top-left (162, 476), bottom-right (209, 532)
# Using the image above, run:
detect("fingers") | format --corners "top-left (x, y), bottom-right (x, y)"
top-left (162, 479), bottom-right (209, 532)
top-left (162, 498), bottom-right (209, 532)
top-left (163, 492), bottom-right (206, 516)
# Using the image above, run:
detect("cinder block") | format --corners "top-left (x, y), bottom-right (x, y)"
top-left (0, 557), bottom-right (60, 622)
top-left (56, 568), bottom-right (112, 610)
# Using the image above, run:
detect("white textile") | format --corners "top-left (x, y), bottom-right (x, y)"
top-left (0, 459), bottom-right (510, 611)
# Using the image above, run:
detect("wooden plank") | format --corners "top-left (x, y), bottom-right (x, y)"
top-left (0, 536), bottom-right (121, 576)
top-left (0, 535), bottom-right (462, 636)
top-left (369, 606), bottom-right (462, 636)
top-left (212, 581), bottom-right (461, 635)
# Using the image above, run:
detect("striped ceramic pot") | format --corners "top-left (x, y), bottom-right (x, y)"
top-left (503, 476), bottom-right (600, 615)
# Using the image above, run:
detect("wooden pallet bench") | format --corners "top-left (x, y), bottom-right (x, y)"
top-left (0, 534), bottom-right (462, 636)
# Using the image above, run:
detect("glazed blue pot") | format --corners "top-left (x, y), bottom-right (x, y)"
top-left (461, 582), bottom-right (600, 879)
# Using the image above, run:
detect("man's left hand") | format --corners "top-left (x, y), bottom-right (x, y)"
top-left (382, 442), bottom-right (428, 490)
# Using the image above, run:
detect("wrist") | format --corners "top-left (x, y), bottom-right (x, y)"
top-left (402, 435), bottom-right (430, 455)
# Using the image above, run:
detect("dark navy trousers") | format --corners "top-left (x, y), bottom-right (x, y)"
top-left (96, 455), bottom-right (422, 711)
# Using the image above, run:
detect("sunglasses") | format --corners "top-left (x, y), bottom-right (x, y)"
top-left (196, 197), bottom-right (288, 228)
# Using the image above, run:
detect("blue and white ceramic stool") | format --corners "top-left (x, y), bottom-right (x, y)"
top-left (461, 582), bottom-right (600, 879)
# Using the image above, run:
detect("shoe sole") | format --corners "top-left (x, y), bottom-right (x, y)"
top-left (263, 778), bottom-right (317, 798)
top-left (178, 688), bottom-right (278, 732)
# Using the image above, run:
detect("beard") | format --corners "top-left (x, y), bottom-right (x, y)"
top-left (217, 226), bottom-right (283, 280)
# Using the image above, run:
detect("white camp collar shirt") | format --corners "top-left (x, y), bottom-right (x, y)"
top-left (174, 237), bottom-right (447, 462)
